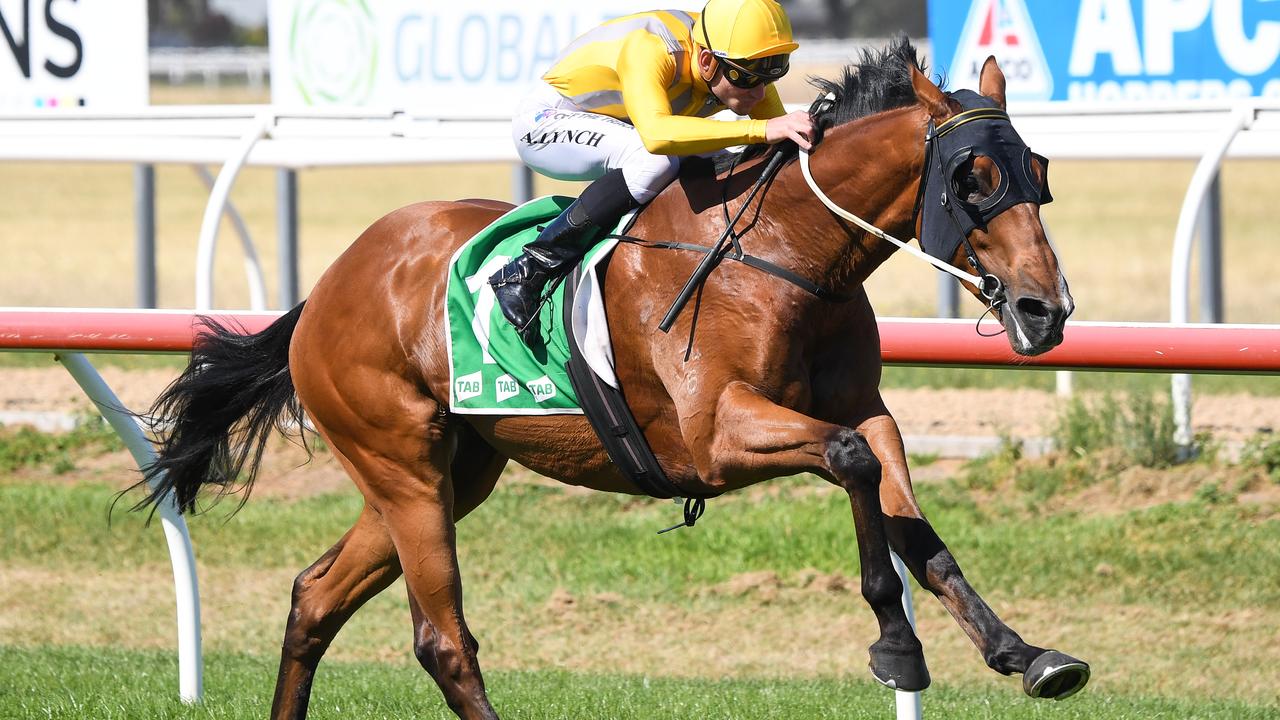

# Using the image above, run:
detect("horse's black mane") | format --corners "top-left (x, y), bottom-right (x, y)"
top-left (713, 35), bottom-right (935, 174)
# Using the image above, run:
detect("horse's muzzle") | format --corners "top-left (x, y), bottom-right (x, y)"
top-left (1005, 293), bottom-right (1069, 356)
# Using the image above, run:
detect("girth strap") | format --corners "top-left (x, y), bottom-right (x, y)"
top-left (561, 262), bottom-right (713, 502)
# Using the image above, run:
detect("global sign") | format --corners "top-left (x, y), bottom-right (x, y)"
top-left (269, 0), bottom-right (701, 114)
top-left (928, 0), bottom-right (1280, 103)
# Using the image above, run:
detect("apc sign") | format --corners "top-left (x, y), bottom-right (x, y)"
top-left (928, 0), bottom-right (1280, 102)
top-left (0, 0), bottom-right (147, 112)
top-left (269, 0), bottom-right (700, 114)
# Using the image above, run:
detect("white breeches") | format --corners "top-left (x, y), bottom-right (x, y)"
top-left (511, 83), bottom-right (681, 204)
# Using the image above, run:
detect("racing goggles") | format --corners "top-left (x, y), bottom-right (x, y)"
top-left (698, 14), bottom-right (789, 89)
top-left (716, 53), bottom-right (790, 89)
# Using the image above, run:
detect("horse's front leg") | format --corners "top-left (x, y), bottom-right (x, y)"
top-left (690, 381), bottom-right (930, 691)
top-left (857, 410), bottom-right (1090, 700)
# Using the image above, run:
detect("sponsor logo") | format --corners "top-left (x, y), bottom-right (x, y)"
top-left (530, 109), bottom-right (632, 127)
top-left (289, 0), bottom-right (379, 105)
top-left (455, 370), bottom-right (483, 401)
top-left (519, 128), bottom-right (606, 147)
top-left (1065, 0), bottom-right (1280, 101)
top-left (525, 375), bottom-right (557, 404)
top-left (0, 0), bottom-right (83, 79)
top-left (495, 374), bottom-right (521, 402)
top-left (951, 0), bottom-right (1052, 101)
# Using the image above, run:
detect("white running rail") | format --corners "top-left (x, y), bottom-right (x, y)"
top-left (55, 353), bottom-right (203, 702)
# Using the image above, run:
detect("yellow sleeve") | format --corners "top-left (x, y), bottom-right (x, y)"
top-left (749, 84), bottom-right (787, 120)
top-left (617, 33), bottom-right (769, 155)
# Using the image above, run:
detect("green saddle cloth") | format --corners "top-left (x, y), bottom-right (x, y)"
top-left (445, 196), bottom-right (615, 415)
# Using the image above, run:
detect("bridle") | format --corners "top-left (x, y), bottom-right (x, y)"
top-left (801, 90), bottom-right (1054, 320)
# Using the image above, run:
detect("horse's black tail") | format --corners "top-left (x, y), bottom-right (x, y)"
top-left (135, 302), bottom-right (309, 515)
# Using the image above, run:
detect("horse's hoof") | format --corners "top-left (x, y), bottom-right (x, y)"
top-left (868, 643), bottom-right (931, 692)
top-left (1023, 650), bottom-right (1090, 700)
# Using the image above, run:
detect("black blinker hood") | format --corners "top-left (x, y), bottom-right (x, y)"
top-left (918, 89), bottom-right (1053, 263)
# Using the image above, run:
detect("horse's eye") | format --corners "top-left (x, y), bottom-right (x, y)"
top-left (951, 170), bottom-right (983, 204)
top-left (951, 158), bottom-right (999, 205)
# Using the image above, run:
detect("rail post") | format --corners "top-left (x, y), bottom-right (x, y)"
top-left (54, 352), bottom-right (203, 703)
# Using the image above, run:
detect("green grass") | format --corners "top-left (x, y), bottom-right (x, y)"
top-left (3, 474), bottom-right (1276, 611)
top-left (2, 418), bottom-right (1278, 712)
top-left (1052, 393), bottom-right (1182, 468)
top-left (0, 418), bottom-right (123, 474)
top-left (1240, 434), bottom-right (1280, 482)
top-left (3, 457), bottom-right (1279, 713)
top-left (0, 350), bottom-right (188, 370)
top-left (0, 645), bottom-right (1273, 720)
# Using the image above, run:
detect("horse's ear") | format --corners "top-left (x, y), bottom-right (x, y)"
top-left (910, 64), bottom-right (950, 123)
top-left (979, 56), bottom-right (1007, 109)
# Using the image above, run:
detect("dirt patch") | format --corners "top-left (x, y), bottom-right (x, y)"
top-left (956, 447), bottom-right (1280, 518)
top-left (2, 432), bottom-right (353, 501)
top-left (705, 569), bottom-right (856, 604)
top-left (0, 366), bottom-right (176, 417)
top-left (883, 387), bottom-right (1280, 442)
top-left (3, 368), bottom-right (1279, 442)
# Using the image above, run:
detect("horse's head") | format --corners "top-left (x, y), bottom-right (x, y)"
top-left (909, 58), bottom-right (1073, 355)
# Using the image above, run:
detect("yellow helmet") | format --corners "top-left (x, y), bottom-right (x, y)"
top-left (692, 0), bottom-right (799, 61)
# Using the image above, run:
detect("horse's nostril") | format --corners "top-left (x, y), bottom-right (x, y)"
top-left (1015, 296), bottom-right (1053, 321)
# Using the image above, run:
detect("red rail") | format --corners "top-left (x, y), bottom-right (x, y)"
top-left (0, 309), bottom-right (280, 353)
top-left (2, 309), bottom-right (1279, 374)
top-left (876, 317), bottom-right (1280, 373)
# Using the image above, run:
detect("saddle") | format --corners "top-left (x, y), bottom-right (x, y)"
top-left (445, 197), bottom-right (694, 504)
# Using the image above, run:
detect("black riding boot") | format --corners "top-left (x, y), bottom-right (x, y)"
top-left (489, 169), bottom-right (638, 344)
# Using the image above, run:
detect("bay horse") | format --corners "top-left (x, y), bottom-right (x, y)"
top-left (140, 40), bottom-right (1085, 719)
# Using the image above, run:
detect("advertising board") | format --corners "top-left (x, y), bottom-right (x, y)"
top-left (0, 0), bottom-right (148, 112)
top-left (269, 0), bottom-right (703, 115)
top-left (928, 0), bottom-right (1280, 102)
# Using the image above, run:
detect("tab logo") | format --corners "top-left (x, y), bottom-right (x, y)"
top-left (455, 370), bottom-right (483, 402)
top-left (525, 375), bottom-right (556, 404)
top-left (951, 0), bottom-right (1052, 101)
top-left (495, 374), bottom-right (520, 403)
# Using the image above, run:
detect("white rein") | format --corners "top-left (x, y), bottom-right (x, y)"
top-left (797, 122), bottom-right (986, 289)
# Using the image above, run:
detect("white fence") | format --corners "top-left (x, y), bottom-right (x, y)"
top-left (4, 99), bottom-right (1277, 167)
top-left (150, 48), bottom-right (270, 90)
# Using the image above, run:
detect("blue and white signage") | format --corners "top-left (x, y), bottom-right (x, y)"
top-left (269, 0), bottom-right (701, 114)
top-left (0, 0), bottom-right (148, 113)
top-left (928, 0), bottom-right (1280, 102)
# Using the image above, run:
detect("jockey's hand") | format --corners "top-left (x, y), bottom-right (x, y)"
top-left (765, 110), bottom-right (814, 151)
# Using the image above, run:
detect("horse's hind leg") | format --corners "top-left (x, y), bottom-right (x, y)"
top-left (273, 414), bottom-right (503, 720)
top-left (407, 422), bottom-right (507, 696)
top-left (371, 437), bottom-right (499, 720)
top-left (271, 503), bottom-right (402, 720)
top-left (313, 383), bottom-right (499, 720)
top-left (857, 411), bottom-right (1090, 700)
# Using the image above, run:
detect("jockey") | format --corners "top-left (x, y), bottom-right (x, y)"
top-left (490, 0), bottom-right (814, 342)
